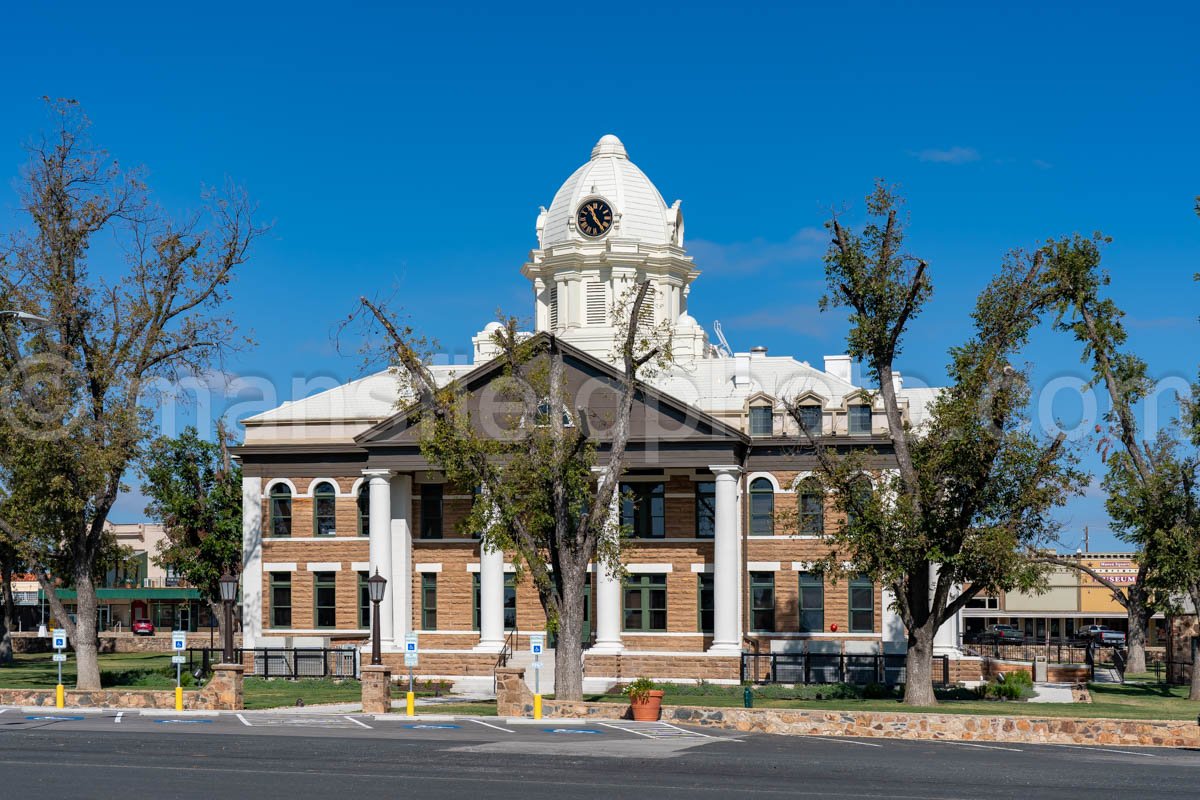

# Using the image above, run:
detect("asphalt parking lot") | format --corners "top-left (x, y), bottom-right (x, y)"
top-left (1, 708), bottom-right (1198, 799)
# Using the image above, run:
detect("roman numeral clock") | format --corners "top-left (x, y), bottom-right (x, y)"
top-left (576, 198), bottom-right (614, 238)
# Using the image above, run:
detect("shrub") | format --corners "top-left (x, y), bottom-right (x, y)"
top-left (623, 677), bottom-right (659, 703)
top-left (862, 682), bottom-right (892, 699)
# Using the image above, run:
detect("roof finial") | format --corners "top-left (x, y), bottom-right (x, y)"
top-left (591, 134), bottom-right (627, 160)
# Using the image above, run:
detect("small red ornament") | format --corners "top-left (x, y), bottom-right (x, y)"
top-left (830, 623), bottom-right (838, 632)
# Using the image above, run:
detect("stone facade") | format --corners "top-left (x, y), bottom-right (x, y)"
top-left (10, 631), bottom-right (243, 654)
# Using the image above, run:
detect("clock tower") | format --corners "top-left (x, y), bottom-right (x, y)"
top-left (511, 135), bottom-right (713, 364)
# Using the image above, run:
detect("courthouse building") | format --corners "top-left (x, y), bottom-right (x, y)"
top-left (235, 135), bottom-right (956, 686)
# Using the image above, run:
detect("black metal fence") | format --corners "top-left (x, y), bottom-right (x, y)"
top-left (741, 652), bottom-right (949, 687)
top-left (187, 647), bottom-right (360, 679)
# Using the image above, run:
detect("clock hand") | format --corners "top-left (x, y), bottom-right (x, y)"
top-left (589, 207), bottom-right (603, 228)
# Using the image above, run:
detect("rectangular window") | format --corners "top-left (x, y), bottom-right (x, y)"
top-left (695, 481), bottom-right (716, 538)
top-left (269, 572), bottom-right (291, 629)
top-left (472, 573), bottom-right (517, 631)
top-left (623, 574), bottom-right (667, 632)
top-left (314, 571), bottom-right (336, 628)
top-left (849, 576), bottom-right (874, 632)
top-left (420, 484), bottom-right (444, 539)
top-left (795, 404), bottom-right (822, 434)
top-left (798, 572), bottom-right (824, 632)
top-left (749, 405), bottom-right (773, 436)
top-left (620, 482), bottom-right (665, 538)
top-left (313, 486), bottom-right (337, 536)
top-left (750, 571), bottom-right (775, 632)
top-left (421, 573), bottom-right (438, 631)
top-left (358, 571), bottom-right (370, 629)
top-left (697, 573), bottom-right (714, 633)
top-left (848, 404), bottom-right (872, 436)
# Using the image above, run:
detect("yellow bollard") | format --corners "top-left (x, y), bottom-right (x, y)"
top-left (533, 694), bottom-right (542, 720)
top-left (175, 686), bottom-right (183, 712)
top-left (406, 691), bottom-right (415, 717)
top-left (55, 684), bottom-right (64, 709)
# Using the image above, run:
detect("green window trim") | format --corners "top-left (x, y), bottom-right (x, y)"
top-left (750, 571), bottom-right (775, 632)
top-left (472, 572), bottom-right (517, 631)
top-left (269, 485), bottom-right (292, 538)
top-left (749, 478), bottom-right (774, 535)
top-left (421, 573), bottom-right (438, 631)
top-left (623, 574), bottom-right (667, 632)
top-left (357, 571), bottom-right (370, 628)
top-left (749, 405), bottom-right (773, 436)
top-left (848, 404), bottom-right (872, 436)
top-left (269, 571), bottom-right (291, 629)
top-left (313, 482), bottom-right (337, 536)
top-left (620, 482), bottom-right (665, 539)
top-left (313, 571), bottom-right (336, 628)
top-left (849, 576), bottom-right (874, 632)
top-left (798, 572), bottom-right (824, 632)
top-left (795, 404), bottom-right (822, 435)
top-left (357, 486), bottom-right (370, 537)
top-left (797, 479), bottom-right (824, 535)
top-left (695, 481), bottom-right (715, 538)
top-left (697, 573), bottom-right (714, 633)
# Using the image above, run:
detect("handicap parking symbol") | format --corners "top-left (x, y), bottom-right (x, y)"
top-left (405, 723), bottom-right (461, 730)
top-left (544, 727), bottom-right (602, 735)
top-left (26, 715), bottom-right (84, 721)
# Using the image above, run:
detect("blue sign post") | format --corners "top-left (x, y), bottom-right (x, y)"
top-left (530, 634), bottom-right (544, 720)
top-left (404, 633), bottom-right (418, 717)
top-left (52, 628), bottom-right (67, 708)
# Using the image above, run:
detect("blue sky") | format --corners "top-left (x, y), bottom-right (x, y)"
top-left (1, 1), bottom-right (1197, 549)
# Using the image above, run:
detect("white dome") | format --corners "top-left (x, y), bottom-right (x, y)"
top-left (539, 135), bottom-right (676, 248)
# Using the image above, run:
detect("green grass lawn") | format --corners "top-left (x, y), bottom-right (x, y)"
top-left (0, 652), bottom-right (186, 689)
top-left (241, 677), bottom-right (364, 709)
top-left (585, 682), bottom-right (1200, 721)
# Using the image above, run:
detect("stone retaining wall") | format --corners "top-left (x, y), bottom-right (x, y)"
top-left (982, 658), bottom-right (1090, 683)
top-left (0, 664), bottom-right (244, 710)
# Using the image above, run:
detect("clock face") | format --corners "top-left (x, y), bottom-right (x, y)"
top-left (576, 199), bottom-right (614, 238)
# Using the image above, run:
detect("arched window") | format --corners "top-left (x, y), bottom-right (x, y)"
top-left (845, 476), bottom-right (873, 527)
top-left (313, 482), bottom-right (337, 536)
top-left (749, 478), bottom-right (775, 535)
top-left (797, 478), bottom-right (824, 535)
top-left (269, 484), bottom-right (292, 538)
top-left (357, 484), bottom-right (370, 537)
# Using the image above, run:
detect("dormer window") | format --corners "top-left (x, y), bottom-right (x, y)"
top-left (795, 404), bottom-right (822, 435)
top-left (535, 398), bottom-right (574, 428)
top-left (848, 404), bottom-right (872, 436)
top-left (749, 404), bottom-right (774, 437)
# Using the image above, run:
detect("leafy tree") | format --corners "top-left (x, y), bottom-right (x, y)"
top-left (787, 183), bottom-right (1081, 705)
top-left (141, 423), bottom-right (243, 642)
top-left (0, 100), bottom-right (263, 689)
top-left (356, 282), bottom-right (668, 701)
top-left (1038, 233), bottom-right (1178, 673)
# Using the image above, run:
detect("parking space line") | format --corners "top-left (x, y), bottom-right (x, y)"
top-left (1043, 743), bottom-right (1159, 758)
top-left (235, 714), bottom-right (251, 726)
top-left (115, 712), bottom-right (123, 724)
top-left (930, 740), bottom-right (1023, 752)
top-left (468, 718), bottom-right (514, 734)
top-left (596, 722), bottom-right (656, 739)
top-left (805, 736), bottom-right (883, 747)
top-left (344, 716), bottom-right (372, 729)
top-left (658, 721), bottom-right (717, 739)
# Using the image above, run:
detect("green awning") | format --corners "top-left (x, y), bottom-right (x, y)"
top-left (41, 588), bottom-right (202, 601)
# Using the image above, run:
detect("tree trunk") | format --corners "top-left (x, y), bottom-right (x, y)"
top-left (1124, 600), bottom-right (1150, 675)
top-left (1190, 635), bottom-right (1200, 703)
top-left (554, 574), bottom-right (585, 701)
top-left (903, 624), bottom-right (938, 706)
top-left (0, 562), bottom-right (13, 665)
top-left (72, 568), bottom-right (102, 690)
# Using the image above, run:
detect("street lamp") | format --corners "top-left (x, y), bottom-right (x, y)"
top-left (218, 572), bottom-right (238, 664)
top-left (367, 570), bottom-right (387, 666)
top-left (0, 310), bottom-right (50, 325)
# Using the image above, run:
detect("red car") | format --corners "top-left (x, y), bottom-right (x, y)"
top-left (131, 619), bottom-right (155, 636)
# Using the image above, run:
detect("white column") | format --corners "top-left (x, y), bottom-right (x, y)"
top-left (932, 563), bottom-right (963, 656)
top-left (391, 474), bottom-right (412, 644)
top-left (240, 476), bottom-right (263, 649)
top-left (709, 465), bottom-right (743, 655)
top-left (476, 543), bottom-right (506, 651)
top-left (881, 587), bottom-right (906, 649)
top-left (589, 488), bottom-right (623, 655)
top-left (364, 469), bottom-right (394, 647)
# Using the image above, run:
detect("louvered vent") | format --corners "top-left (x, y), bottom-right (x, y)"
top-left (549, 285), bottom-right (559, 329)
top-left (586, 281), bottom-right (607, 325)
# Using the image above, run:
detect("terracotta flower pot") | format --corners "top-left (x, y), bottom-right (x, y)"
top-left (629, 689), bottom-right (664, 721)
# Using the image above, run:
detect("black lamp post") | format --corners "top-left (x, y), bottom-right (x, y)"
top-left (218, 572), bottom-right (238, 664)
top-left (367, 570), bottom-right (387, 666)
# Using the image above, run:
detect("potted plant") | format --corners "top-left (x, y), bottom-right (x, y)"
top-left (623, 677), bottom-right (664, 721)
